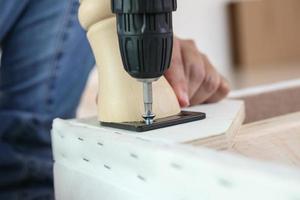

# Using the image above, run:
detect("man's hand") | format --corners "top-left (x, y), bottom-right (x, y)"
top-left (164, 36), bottom-right (230, 107)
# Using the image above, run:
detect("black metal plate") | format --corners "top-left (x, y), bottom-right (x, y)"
top-left (100, 111), bottom-right (206, 132)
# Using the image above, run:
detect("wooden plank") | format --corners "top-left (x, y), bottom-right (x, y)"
top-left (187, 101), bottom-right (245, 150)
top-left (229, 112), bottom-right (300, 167)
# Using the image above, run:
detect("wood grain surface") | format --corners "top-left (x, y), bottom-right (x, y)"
top-left (229, 112), bottom-right (300, 167)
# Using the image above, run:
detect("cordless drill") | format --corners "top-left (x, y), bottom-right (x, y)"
top-left (112, 0), bottom-right (177, 125)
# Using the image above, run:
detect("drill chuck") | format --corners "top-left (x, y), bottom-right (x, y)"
top-left (112, 0), bottom-right (177, 79)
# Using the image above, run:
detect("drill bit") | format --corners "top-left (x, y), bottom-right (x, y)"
top-left (142, 81), bottom-right (155, 125)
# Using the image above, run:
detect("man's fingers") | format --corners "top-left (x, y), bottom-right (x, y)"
top-left (190, 55), bottom-right (221, 105)
top-left (164, 38), bottom-right (190, 107)
top-left (205, 77), bottom-right (230, 103)
top-left (165, 37), bottom-right (230, 107)
top-left (180, 40), bottom-right (205, 99)
top-left (165, 67), bottom-right (190, 107)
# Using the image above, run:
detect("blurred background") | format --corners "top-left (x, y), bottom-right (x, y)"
top-left (78, 0), bottom-right (300, 117)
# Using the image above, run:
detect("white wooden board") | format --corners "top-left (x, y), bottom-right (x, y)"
top-left (70, 100), bottom-right (244, 145)
top-left (52, 117), bottom-right (300, 200)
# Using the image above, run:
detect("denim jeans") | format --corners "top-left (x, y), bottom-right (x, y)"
top-left (0, 0), bottom-right (95, 199)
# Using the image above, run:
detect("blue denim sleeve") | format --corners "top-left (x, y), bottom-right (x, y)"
top-left (0, 0), bottom-right (95, 199)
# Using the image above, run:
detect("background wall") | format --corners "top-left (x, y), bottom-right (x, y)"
top-left (173, 0), bottom-right (233, 77)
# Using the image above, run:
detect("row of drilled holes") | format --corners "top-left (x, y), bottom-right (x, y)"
top-left (58, 133), bottom-right (235, 189)
top-left (77, 136), bottom-right (150, 182)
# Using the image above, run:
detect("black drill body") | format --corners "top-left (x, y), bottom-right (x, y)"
top-left (111, 0), bottom-right (177, 79)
